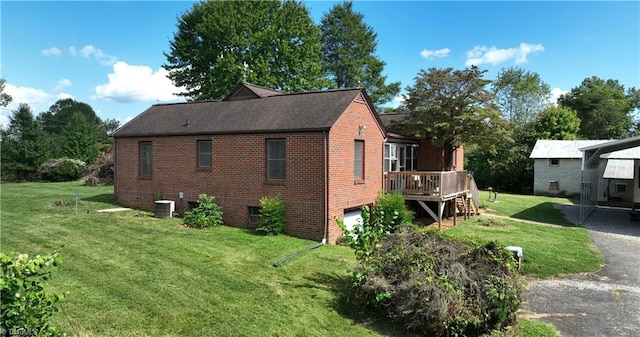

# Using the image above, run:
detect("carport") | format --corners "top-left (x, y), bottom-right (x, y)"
top-left (580, 136), bottom-right (640, 223)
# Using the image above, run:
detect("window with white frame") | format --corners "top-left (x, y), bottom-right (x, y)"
top-left (615, 183), bottom-right (627, 193)
top-left (549, 158), bottom-right (559, 167)
top-left (384, 143), bottom-right (398, 172)
top-left (549, 181), bottom-right (559, 190)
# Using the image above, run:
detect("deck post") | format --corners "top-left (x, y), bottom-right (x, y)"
top-left (453, 200), bottom-right (457, 226)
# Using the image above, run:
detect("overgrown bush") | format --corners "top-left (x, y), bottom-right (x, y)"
top-left (38, 158), bottom-right (86, 182)
top-left (0, 251), bottom-right (65, 337)
top-left (336, 193), bottom-right (413, 260)
top-left (84, 152), bottom-right (114, 186)
top-left (352, 228), bottom-right (523, 337)
top-left (373, 192), bottom-right (414, 231)
top-left (183, 194), bottom-right (224, 228)
top-left (257, 196), bottom-right (286, 235)
top-left (336, 206), bottom-right (385, 260)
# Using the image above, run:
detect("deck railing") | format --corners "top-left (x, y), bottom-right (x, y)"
top-left (384, 170), bottom-right (469, 199)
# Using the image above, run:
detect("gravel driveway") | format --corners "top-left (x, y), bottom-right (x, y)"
top-left (522, 205), bottom-right (640, 337)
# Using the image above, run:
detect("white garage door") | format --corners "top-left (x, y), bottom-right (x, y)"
top-left (343, 209), bottom-right (363, 233)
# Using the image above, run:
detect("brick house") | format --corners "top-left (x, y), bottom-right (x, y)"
top-left (113, 83), bottom-right (386, 243)
top-left (378, 113), bottom-right (464, 172)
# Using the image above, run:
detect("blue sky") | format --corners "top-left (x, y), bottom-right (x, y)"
top-left (1, 1), bottom-right (638, 128)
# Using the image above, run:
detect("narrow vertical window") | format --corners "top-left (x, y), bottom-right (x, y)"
top-left (139, 141), bottom-right (152, 177)
top-left (354, 140), bottom-right (364, 181)
top-left (197, 140), bottom-right (212, 168)
top-left (267, 139), bottom-right (286, 180)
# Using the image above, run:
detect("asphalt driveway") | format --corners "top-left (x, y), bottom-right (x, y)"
top-left (522, 205), bottom-right (640, 337)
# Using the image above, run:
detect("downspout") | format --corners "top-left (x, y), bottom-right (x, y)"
top-left (323, 130), bottom-right (329, 244)
top-left (272, 131), bottom-right (328, 268)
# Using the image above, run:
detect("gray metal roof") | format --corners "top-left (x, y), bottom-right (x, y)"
top-left (603, 159), bottom-right (634, 179)
top-left (580, 135), bottom-right (640, 153)
top-left (529, 140), bottom-right (611, 159)
top-left (600, 146), bottom-right (640, 159)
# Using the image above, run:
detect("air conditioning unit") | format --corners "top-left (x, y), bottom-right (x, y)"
top-left (155, 200), bottom-right (175, 218)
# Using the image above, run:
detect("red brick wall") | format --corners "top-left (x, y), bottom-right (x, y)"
top-left (416, 140), bottom-right (464, 171)
top-left (326, 100), bottom-right (386, 243)
top-left (114, 132), bottom-right (326, 241)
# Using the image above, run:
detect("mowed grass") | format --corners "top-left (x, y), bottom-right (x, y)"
top-left (479, 193), bottom-right (575, 225)
top-left (448, 192), bottom-right (602, 278)
top-left (1, 182), bottom-right (599, 336)
top-left (447, 217), bottom-right (602, 278)
top-left (1, 182), bottom-right (394, 337)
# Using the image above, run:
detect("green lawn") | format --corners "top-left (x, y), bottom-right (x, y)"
top-left (447, 217), bottom-right (602, 278)
top-left (479, 193), bottom-right (576, 226)
top-left (1, 182), bottom-right (598, 336)
top-left (450, 192), bottom-right (602, 278)
top-left (1, 182), bottom-right (393, 336)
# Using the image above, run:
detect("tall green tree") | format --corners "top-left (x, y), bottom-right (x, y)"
top-left (559, 76), bottom-right (639, 139)
top-left (0, 104), bottom-right (50, 181)
top-left (0, 78), bottom-right (13, 108)
top-left (533, 106), bottom-right (580, 140)
top-left (38, 98), bottom-right (103, 163)
top-left (164, 1), bottom-right (327, 100)
top-left (492, 67), bottom-right (551, 126)
top-left (320, 1), bottom-right (400, 106)
top-left (400, 66), bottom-right (510, 170)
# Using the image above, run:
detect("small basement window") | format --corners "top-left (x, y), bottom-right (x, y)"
top-left (248, 206), bottom-right (261, 226)
top-left (615, 183), bottom-right (627, 193)
top-left (549, 158), bottom-right (559, 167)
top-left (549, 181), bottom-right (559, 191)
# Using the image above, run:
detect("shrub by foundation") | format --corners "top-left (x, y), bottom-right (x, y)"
top-left (257, 196), bottom-right (286, 235)
top-left (183, 194), bottom-right (223, 228)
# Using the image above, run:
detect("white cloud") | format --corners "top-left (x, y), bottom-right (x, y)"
top-left (1, 81), bottom-right (76, 124)
top-left (94, 61), bottom-right (185, 103)
top-left (77, 45), bottom-right (117, 66)
top-left (550, 87), bottom-right (568, 105)
top-left (57, 92), bottom-right (74, 100)
top-left (420, 48), bottom-right (450, 59)
top-left (1, 84), bottom-right (52, 128)
top-left (55, 78), bottom-right (72, 91)
top-left (390, 93), bottom-right (405, 108)
top-left (41, 47), bottom-right (62, 56)
top-left (465, 43), bottom-right (544, 67)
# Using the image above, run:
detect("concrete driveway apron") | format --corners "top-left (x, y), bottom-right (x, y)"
top-left (522, 205), bottom-right (640, 337)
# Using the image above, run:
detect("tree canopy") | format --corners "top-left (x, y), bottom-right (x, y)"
top-left (164, 0), bottom-right (327, 100)
top-left (1, 104), bottom-right (50, 181)
top-left (0, 78), bottom-right (13, 108)
top-left (320, 1), bottom-right (400, 107)
top-left (38, 98), bottom-right (105, 164)
top-left (559, 76), bottom-right (639, 139)
top-left (492, 67), bottom-right (551, 126)
top-left (533, 106), bottom-right (580, 140)
top-left (399, 66), bottom-right (510, 169)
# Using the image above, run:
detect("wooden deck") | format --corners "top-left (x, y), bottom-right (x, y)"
top-left (384, 170), bottom-right (479, 228)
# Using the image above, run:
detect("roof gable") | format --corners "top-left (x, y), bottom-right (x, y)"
top-left (223, 82), bottom-right (285, 101)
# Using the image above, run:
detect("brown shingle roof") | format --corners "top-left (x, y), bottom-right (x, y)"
top-left (113, 88), bottom-right (368, 137)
